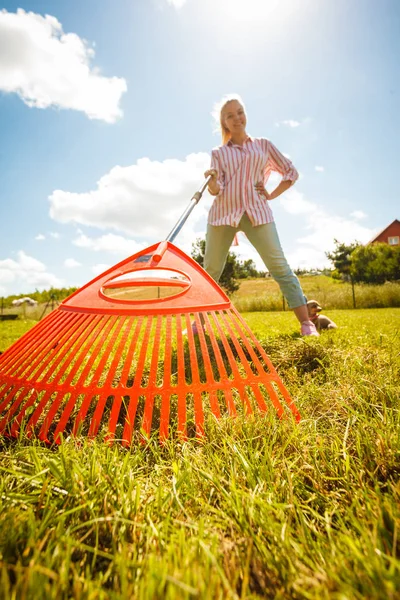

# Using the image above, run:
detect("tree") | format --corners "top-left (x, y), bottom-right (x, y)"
top-left (326, 240), bottom-right (361, 307)
top-left (326, 240), bottom-right (361, 280)
top-left (191, 238), bottom-right (239, 295)
top-left (326, 240), bottom-right (400, 307)
top-left (4, 286), bottom-right (78, 305)
top-left (350, 243), bottom-right (400, 284)
top-left (236, 259), bottom-right (265, 279)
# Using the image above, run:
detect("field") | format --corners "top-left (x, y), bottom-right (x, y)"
top-left (1, 277), bottom-right (400, 323)
top-left (0, 308), bottom-right (399, 599)
top-left (231, 276), bottom-right (400, 312)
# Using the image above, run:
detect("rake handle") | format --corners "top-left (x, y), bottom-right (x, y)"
top-left (153, 175), bottom-right (212, 263)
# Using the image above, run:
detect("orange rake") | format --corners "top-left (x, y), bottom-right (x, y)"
top-left (0, 177), bottom-right (300, 445)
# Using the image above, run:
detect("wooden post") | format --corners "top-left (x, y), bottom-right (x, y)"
top-left (351, 277), bottom-right (356, 308)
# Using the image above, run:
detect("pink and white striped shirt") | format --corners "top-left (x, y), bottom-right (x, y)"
top-left (208, 136), bottom-right (299, 227)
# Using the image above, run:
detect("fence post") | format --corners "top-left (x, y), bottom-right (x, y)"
top-left (351, 278), bottom-right (356, 308)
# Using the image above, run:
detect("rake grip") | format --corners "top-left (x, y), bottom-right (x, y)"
top-left (152, 241), bottom-right (168, 263)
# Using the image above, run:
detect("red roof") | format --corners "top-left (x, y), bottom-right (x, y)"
top-left (367, 219), bottom-right (400, 244)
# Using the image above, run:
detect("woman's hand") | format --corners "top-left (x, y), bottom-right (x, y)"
top-left (205, 169), bottom-right (220, 195)
top-left (204, 168), bottom-right (218, 181)
top-left (254, 181), bottom-right (270, 200)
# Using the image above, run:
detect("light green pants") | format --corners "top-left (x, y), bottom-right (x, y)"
top-left (204, 213), bottom-right (306, 309)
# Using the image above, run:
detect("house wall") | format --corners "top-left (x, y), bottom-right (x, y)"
top-left (372, 221), bottom-right (400, 245)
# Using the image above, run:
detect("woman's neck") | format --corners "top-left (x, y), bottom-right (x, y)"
top-left (229, 132), bottom-right (248, 146)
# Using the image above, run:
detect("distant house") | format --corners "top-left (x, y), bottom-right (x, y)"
top-left (369, 219), bottom-right (400, 246)
top-left (11, 297), bottom-right (38, 307)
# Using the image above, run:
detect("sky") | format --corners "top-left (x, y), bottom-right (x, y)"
top-left (0, 0), bottom-right (399, 297)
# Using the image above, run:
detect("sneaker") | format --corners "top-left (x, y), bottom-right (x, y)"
top-left (191, 322), bottom-right (200, 336)
top-left (301, 321), bottom-right (319, 337)
top-left (183, 321), bottom-right (201, 336)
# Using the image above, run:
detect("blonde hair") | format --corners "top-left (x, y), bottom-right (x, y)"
top-left (212, 93), bottom-right (246, 145)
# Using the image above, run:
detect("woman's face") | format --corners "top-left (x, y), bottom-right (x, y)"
top-left (222, 100), bottom-right (247, 135)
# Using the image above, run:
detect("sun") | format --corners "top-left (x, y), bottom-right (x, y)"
top-left (213, 0), bottom-right (299, 24)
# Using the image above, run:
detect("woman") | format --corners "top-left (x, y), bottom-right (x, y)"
top-left (204, 94), bottom-right (319, 337)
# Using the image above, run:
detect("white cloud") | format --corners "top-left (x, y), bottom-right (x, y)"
top-left (45, 149), bottom-right (375, 279)
top-left (0, 251), bottom-right (64, 295)
top-left (73, 232), bottom-right (145, 256)
top-left (350, 210), bottom-right (367, 220)
top-left (265, 171), bottom-right (282, 190)
top-left (237, 195), bottom-right (376, 272)
top-left (45, 153), bottom-right (214, 282)
top-left (278, 188), bottom-right (316, 215)
top-left (226, 187), bottom-right (360, 273)
top-left (64, 258), bottom-right (81, 268)
top-left (35, 233), bottom-right (45, 240)
top-left (276, 188), bottom-right (375, 269)
top-left (92, 263), bottom-right (112, 275)
top-left (276, 119), bottom-right (301, 128)
top-left (0, 9), bottom-right (126, 122)
top-left (50, 232), bottom-right (60, 238)
top-left (49, 152), bottom-right (211, 241)
top-left (315, 165), bottom-right (324, 172)
top-left (167, 0), bottom-right (187, 8)
top-left (299, 215), bottom-right (372, 246)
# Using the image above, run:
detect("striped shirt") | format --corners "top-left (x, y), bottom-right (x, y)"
top-left (208, 136), bottom-right (299, 227)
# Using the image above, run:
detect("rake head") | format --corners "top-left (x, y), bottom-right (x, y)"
top-left (0, 242), bottom-right (300, 445)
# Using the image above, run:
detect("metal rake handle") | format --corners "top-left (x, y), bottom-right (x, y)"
top-left (153, 175), bottom-right (212, 263)
top-left (165, 175), bottom-right (212, 243)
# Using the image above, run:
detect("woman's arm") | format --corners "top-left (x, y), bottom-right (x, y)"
top-left (257, 139), bottom-right (298, 199)
top-left (265, 139), bottom-right (299, 184)
top-left (254, 178), bottom-right (292, 200)
top-left (205, 150), bottom-right (224, 196)
top-left (268, 179), bottom-right (293, 199)
top-left (204, 169), bottom-right (220, 195)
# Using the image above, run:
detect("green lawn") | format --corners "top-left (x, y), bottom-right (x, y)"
top-left (0, 309), bottom-right (399, 599)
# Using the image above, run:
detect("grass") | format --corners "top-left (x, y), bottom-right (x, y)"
top-left (0, 319), bottom-right (37, 353)
top-left (0, 309), bottom-right (399, 598)
top-left (232, 276), bottom-right (400, 312)
top-left (2, 277), bottom-right (400, 325)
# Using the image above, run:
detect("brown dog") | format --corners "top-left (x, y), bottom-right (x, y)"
top-left (307, 300), bottom-right (337, 331)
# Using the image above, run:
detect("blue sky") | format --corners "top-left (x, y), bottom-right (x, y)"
top-left (0, 0), bottom-right (399, 297)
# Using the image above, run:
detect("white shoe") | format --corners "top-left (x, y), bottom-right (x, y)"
top-left (301, 321), bottom-right (319, 337)
top-left (183, 321), bottom-right (200, 336)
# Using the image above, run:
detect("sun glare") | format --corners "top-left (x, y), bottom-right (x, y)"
top-left (214, 0), bottom-right (298, 24)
